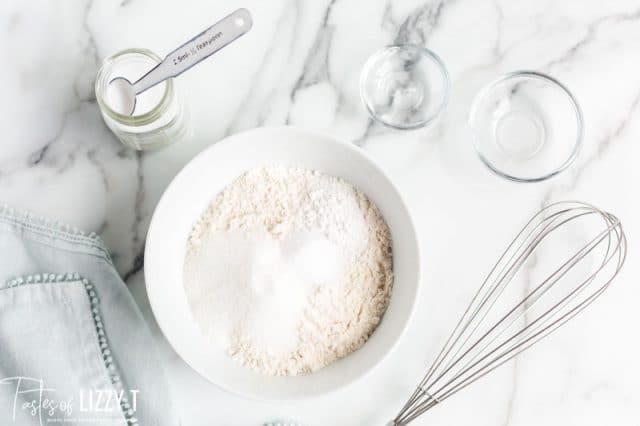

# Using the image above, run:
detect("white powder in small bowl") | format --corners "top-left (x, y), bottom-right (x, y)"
top-left (183, 166), bottom-right (393, 376)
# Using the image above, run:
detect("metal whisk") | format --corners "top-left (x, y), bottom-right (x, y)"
top-left (390, 201), bottom-right (627, 425)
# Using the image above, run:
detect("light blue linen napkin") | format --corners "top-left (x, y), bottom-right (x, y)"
top-left (0, 206), bottom-right (178, 425)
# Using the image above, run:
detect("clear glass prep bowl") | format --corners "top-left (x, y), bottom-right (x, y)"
top-left (468, 71), bottom-right (583, 182)
top-left (360, 45), bottom-right (450, 130)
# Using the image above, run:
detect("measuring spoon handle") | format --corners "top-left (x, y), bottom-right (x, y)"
top-left (133, 8), bottom-right (253, 94)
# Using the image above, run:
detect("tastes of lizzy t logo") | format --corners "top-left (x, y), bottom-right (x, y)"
top-left (0, 376), bottom-right (139, 425)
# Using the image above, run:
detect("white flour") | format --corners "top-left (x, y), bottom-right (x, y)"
top-left (183, 167), bottom-right (393, 375)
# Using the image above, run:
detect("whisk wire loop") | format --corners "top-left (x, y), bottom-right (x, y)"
top-left (392, 201), bottom-right (627, 426)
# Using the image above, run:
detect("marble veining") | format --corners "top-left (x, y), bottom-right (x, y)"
top-left (1, 0), bottom-right (638, 425)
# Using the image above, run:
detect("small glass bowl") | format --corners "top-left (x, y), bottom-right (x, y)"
top-left (360, 45), bottom-right (450, 130)
top-left (468, 71), bottom-right (583, 182)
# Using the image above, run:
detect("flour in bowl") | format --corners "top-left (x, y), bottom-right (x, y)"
top-left (183, 166), bottom-right (393, 376)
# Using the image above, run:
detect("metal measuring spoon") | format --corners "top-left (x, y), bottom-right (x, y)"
top-left (109, 8), bottom-right (252, 116)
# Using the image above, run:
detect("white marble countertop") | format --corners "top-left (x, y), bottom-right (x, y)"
top-left (1, 0), bottom-right (639, 425)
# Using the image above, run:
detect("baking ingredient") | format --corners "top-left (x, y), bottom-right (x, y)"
top-left (103, 9), bottom-right (252, 117)
top-left (183, 167), bottom-right (393, 376)
top-left (105, 72), bottom-right (165, 116)
top-left (183, 229), bottom-right (344, 357)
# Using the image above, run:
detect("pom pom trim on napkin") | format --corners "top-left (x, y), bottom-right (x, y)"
top-left (3, 272), bottom-right (138, 425)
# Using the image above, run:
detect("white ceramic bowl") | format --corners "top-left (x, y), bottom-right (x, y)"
top-left (145, 126), bottom-right (420, 400)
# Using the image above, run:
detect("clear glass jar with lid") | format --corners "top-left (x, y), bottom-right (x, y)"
top-left (95, 48), bottom-right (189, 150)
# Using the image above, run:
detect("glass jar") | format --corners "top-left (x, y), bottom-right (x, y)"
top-left (95, 48), bottom-right (189, 150)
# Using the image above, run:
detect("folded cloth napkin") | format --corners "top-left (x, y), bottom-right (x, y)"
top-left (0, 206), bottom-right (178, 426)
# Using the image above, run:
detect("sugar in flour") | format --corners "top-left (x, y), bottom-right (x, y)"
top-left (183, 166), bottom-right (393, 376)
